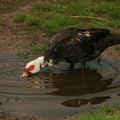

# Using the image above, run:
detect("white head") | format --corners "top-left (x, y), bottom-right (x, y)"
top-left (21, 56), bottom-right (45, 77)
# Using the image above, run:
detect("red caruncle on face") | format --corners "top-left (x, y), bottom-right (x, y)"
top-left (26, 65), bottom-right (35, 73)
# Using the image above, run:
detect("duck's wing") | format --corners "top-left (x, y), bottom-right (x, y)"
top-left (87, 28), bottom-right (110, 39)
top-left (50, 28), bottom-right (110, 49)
top-left (50, 28), bottom-right (78, 49)
top-left (44, 28), bottom-right (110, 60)
top-left (44, 28), bottom-right (79, 60)
top-left (74, 28), bottom-right (111, 44)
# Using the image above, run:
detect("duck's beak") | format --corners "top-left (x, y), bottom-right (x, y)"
top-left (20, 71), bottom-right (30, 77)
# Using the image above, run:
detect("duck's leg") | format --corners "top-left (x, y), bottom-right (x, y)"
top-left (81, 60), bottom-right (86, 70)
top-left (70, 63), bottom-right (74, 70)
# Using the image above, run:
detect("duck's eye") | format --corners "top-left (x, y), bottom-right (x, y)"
top-left (26, 65), bottom-right (35, 72)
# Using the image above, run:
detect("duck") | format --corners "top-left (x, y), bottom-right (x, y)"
top-left (21, 28), bottom-right (120, 77)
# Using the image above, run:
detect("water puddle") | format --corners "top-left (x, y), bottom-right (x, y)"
top-left (61, 96), bottom-right (110, 107)
top-left (0, 52), bottom-right (120, 119)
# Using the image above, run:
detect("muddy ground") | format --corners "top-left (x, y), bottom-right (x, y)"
top-left (0, 0), bottom-right (46, 54)
top-left (0, 0), bottom-right (120, 57)
top-left (0, 1), bottom-right (120, 120)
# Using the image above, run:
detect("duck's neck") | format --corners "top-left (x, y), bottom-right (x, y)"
top-left (36, 56), bottom-right (45, 64)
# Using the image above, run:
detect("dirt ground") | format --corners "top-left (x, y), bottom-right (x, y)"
top-left (0, 0), bottom-right (120, 57)
top-left (0, 0), bottom-right (46, 55)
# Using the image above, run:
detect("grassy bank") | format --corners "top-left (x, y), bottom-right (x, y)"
top-left (0, 0), bottom-right (23, 11)
top-left (73, 106), bottom-right (120, 120)
top-left (13, 0), bottom-right (120, 54)
top-left (14, 0), bottom-right (120, 35)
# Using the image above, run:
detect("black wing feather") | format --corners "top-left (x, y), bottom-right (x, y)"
top-left (44, 28), bottom-right (110, 61)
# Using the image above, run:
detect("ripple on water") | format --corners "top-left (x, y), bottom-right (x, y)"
top-left (0, 54), bottom-right (120, 118)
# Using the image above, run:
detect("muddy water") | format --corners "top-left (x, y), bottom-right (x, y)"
top-left (0, 52), bottom-right (120, 119)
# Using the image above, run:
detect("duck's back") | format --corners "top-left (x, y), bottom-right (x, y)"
top-left (50, 28), bottom-right (110, 48)
top-left (44, 28), bottom-right (110, 62)
top-left (87, 28), bottom-right (110, 40)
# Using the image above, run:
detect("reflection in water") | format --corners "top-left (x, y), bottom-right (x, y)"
top-left (117, 94), bottom-right (120, 96)
top-left (61, 96), bottom-right (110, 107)
top-left (0, 53), bottom-right (120, 118)
top-left (24, 74), bottom-right (54, 88)
top-left (46, 68), bottom-right (113, 96)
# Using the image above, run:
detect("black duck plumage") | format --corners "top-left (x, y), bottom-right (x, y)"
top-left (44, 28), bottom-right (120, 69)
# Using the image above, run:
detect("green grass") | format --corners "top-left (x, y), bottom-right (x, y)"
top-left (67, 0), bottom-right (96, 17)
top-left (14, 0), bottom-right (120, 35)
top-left (14, 13), bottom-right (26, 22)
top-left (41, 13), bottom-right (74, 34)
top-left (32, 2), bottom-right (64, 14)
top-left (111, 20), bottom-right (120, 28)
top-left (0, 0), bottom-right (23, 11)
top-left (14, 12), bottom-right (74, 35)
top-left (11, 0), bottom-right (22, 10)
top-left (67, 0), bottom-right (120, 20)
top-left (14, 0), bottom-right (120, 53)
top-left (74, 106), bottom-right (120, 120)
top-left (30, 38), bottom-right (49, 54)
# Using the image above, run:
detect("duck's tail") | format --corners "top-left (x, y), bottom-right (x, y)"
top-left (104, 34), bottom-right (120, 47)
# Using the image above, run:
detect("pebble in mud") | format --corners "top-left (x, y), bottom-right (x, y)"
top-left (6, 98), bottom-right (18, 102)
top-left (0, 115), bottom-right (54, 120)
top-left (0, 113), bottom-right (38, 120)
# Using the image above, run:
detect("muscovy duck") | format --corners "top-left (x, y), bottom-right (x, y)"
top-left (21, 28), bottom-right (120, 77)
